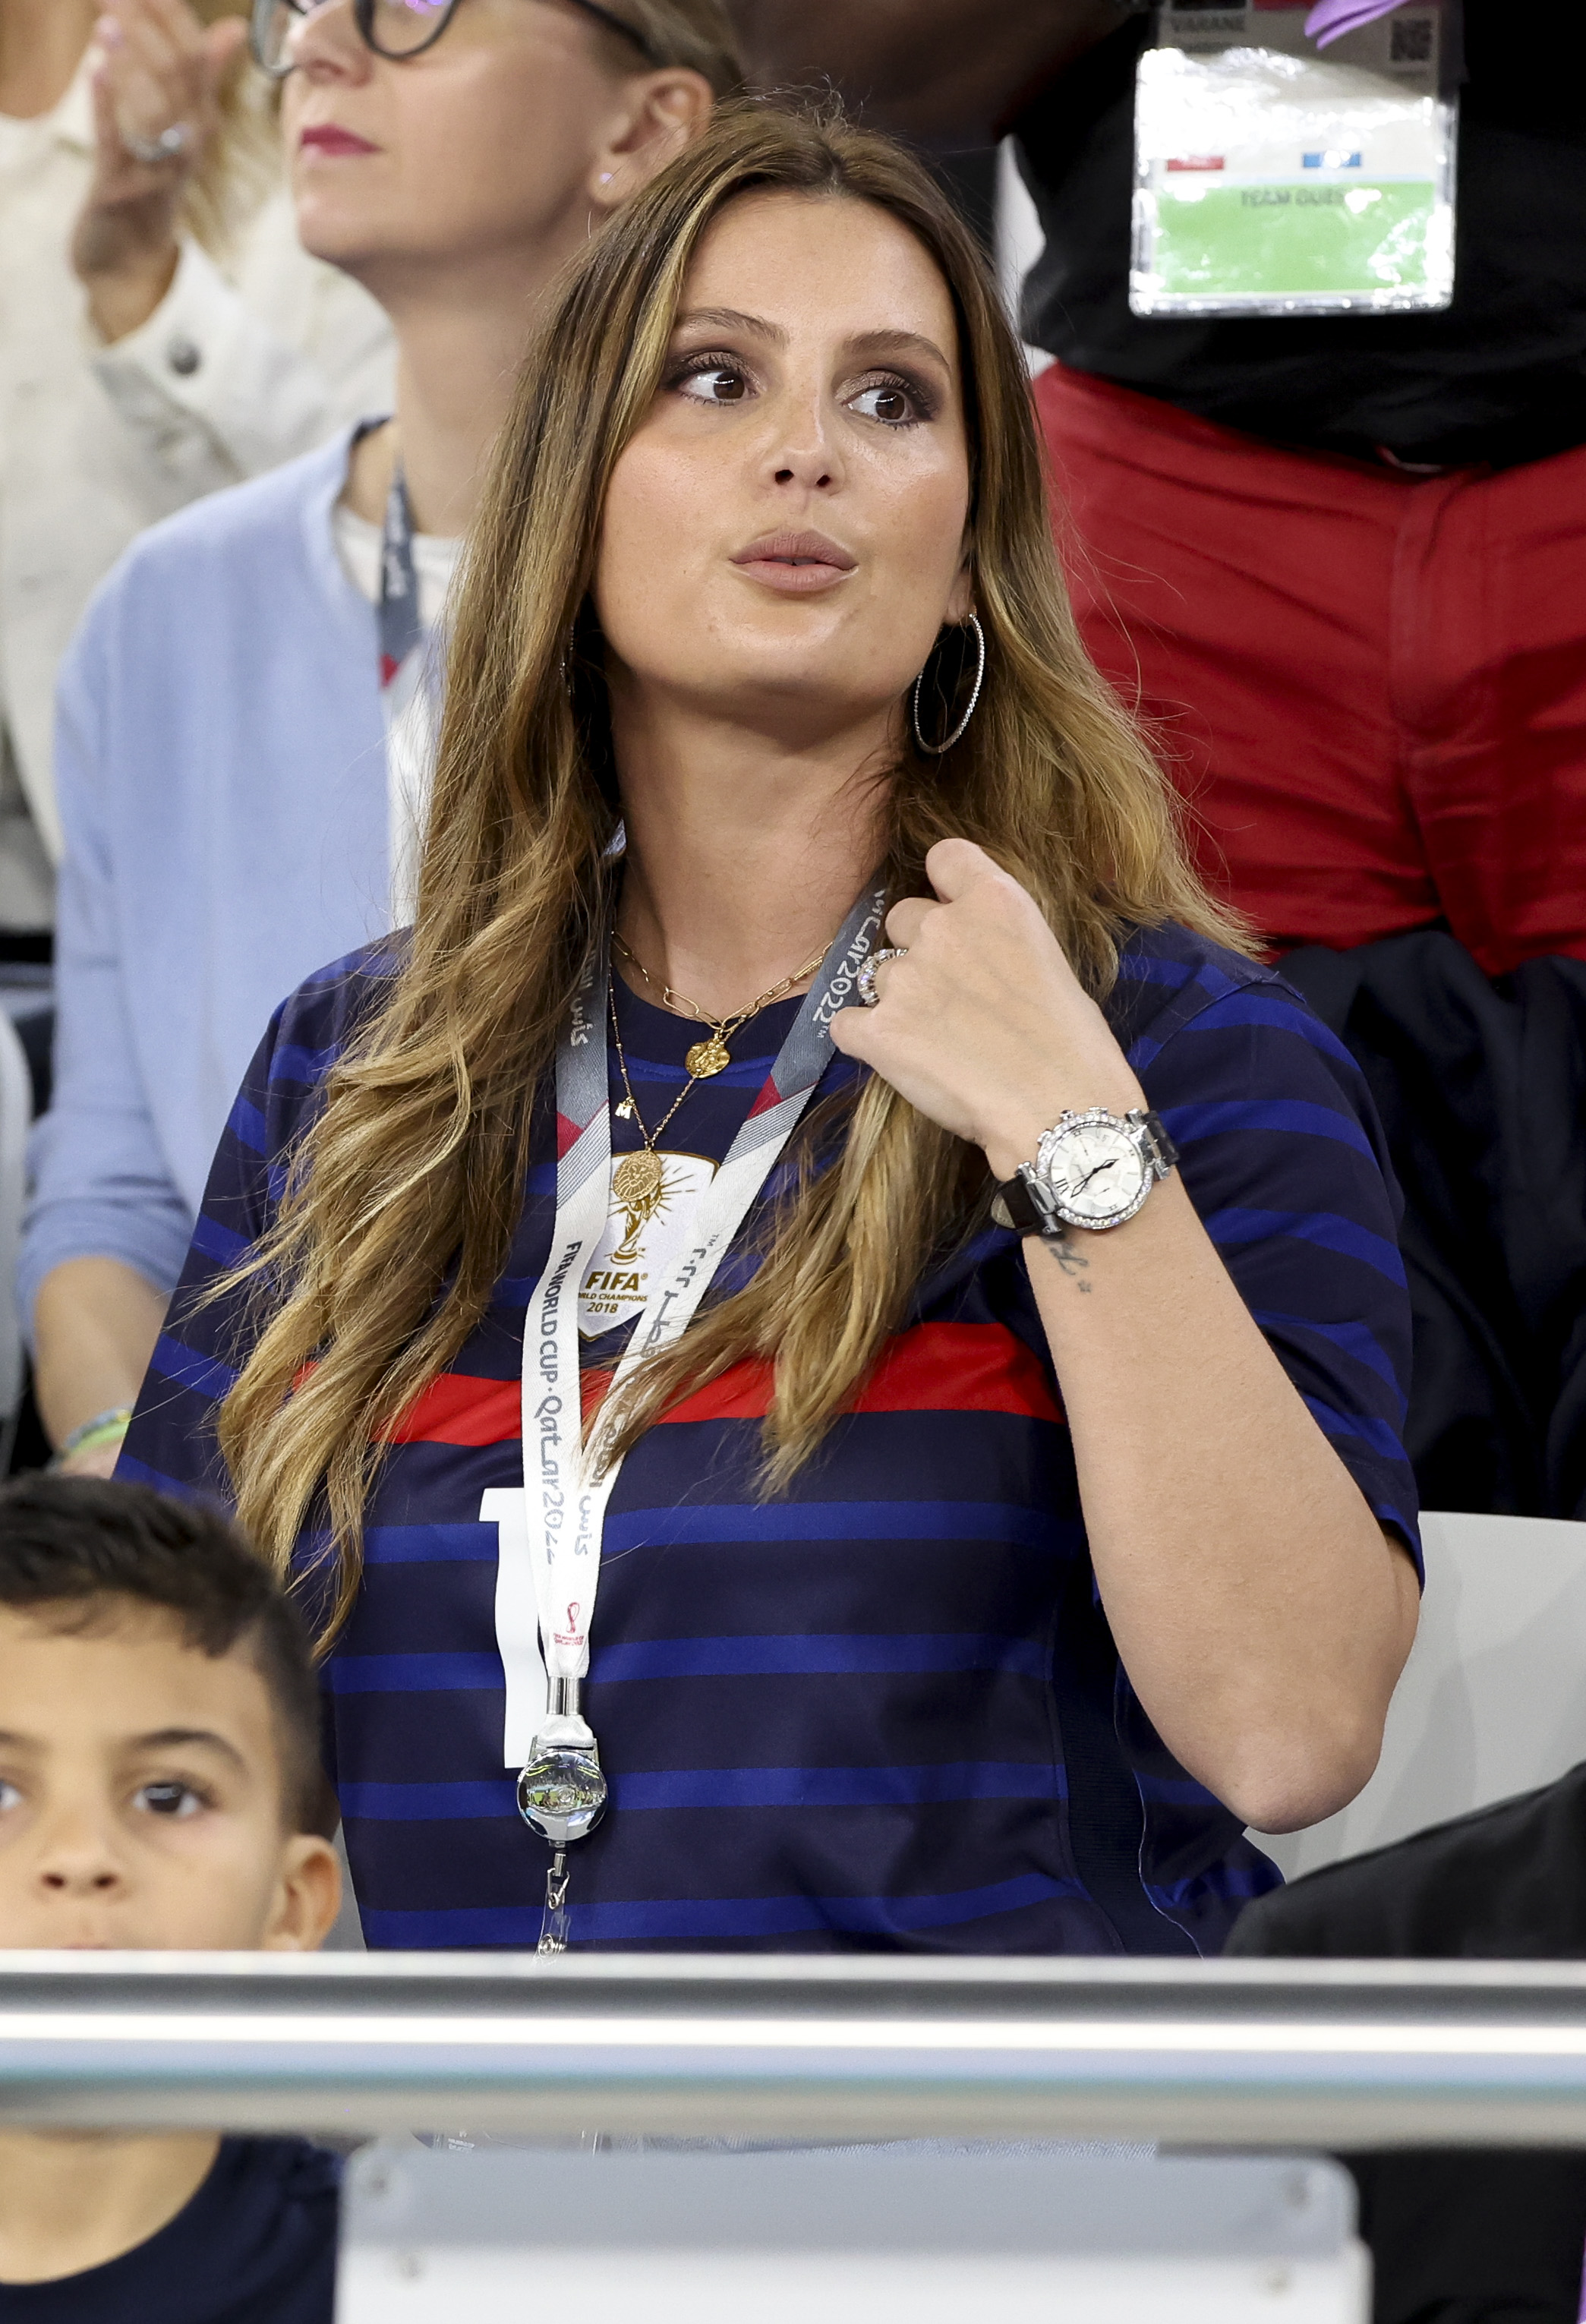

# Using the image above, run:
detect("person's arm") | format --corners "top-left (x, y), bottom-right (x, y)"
top-left (20, 592), bottom-right (197, 1468)
top-left (727, 0), bottom-right (1126, 142)
top-left (32, 1258), bottom-right (168, 1473)
top-left (831, 840), bottom-right (1418, 1837)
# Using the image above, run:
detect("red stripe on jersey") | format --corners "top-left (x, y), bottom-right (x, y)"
top-left (555, 1112), bottom-right (582, 1159)
top-left (385, 1371), bottom-right (518, 1446)
top-left (650, 1321), bottom-right (1063, 1427)
top-left (386, 1322), bottom-right (1061, 1445)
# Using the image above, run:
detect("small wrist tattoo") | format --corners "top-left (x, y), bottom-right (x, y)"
top-left (1051, 1238), bottom-right (1093, 1291)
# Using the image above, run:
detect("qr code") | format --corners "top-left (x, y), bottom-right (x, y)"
top-left (1389, 14), bottom-right (1435, 63)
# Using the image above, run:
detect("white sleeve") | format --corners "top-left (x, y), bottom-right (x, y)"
top-left (89, 197), bottom-right (395, 494)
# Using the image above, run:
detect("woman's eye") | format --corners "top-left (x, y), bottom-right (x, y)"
top-left (135, 1781), bottom-right (203, 1819)
top-left (674, 361), bottom-right (750, 407)
top-left (0, 1780), bottom-right (20, 1813)
top-left (850, 379), bottom-right (924, 427)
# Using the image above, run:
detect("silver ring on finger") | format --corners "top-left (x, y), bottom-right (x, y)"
top-left (856, 946), bottom-right (908, 1007)
top-left (123, 121), bottom-right (194, 166)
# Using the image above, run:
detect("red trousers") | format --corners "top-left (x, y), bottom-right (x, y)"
top-left (1033, 361), bottom-right (1586, 976)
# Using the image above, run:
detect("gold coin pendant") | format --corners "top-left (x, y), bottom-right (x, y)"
top-left (685, 1036), bottom-right (732, 1079)
top-left (612, 1149), bottom-right (664, 1208)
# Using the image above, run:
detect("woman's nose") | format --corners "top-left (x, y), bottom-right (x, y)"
top-left (768, 394), bottom-right (844, 494)
top-left (290, 0), bottom-right (373, 80)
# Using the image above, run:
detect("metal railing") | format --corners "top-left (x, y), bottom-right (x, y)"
top-left (4, 1952), bottom-right (1586, 2148)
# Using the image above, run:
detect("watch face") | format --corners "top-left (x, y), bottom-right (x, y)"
top-left (1038, 1118), bottom-right (1149, 1225)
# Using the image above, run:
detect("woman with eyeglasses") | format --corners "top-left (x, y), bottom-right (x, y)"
top-left (0, 0), bottom-right (391, 951)
top-left (24, 0), bottom-right (737, 1480)
top-left (125, 105), bottom-right (1420, 1959)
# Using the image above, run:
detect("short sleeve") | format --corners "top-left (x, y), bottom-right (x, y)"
top-left (1135, 969), bottom-right (1422, 1567)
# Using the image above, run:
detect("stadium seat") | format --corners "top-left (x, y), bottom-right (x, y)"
top-left (1253, 1512), bottom-right (1586, 1881)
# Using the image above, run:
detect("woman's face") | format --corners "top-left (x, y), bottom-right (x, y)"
top-left (594, 190), bottom-right (975, 749)
top-left (283, 0), bottom-right (684, 290)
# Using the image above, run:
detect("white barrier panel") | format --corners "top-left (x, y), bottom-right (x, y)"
top-left (1255, 1512), bottom-right (1586, 1881)
top-left (339, 2145), bottom-right (1368, 2324)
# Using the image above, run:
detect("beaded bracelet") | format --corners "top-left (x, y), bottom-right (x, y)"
top-left (49, 1405), bottom-right (133, 1471)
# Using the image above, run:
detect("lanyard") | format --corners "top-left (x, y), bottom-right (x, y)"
top-left (512, 885), bottom-right (885, 1949)
top-left (377, 460), bottom-right (422, 686)
top-left (377, 459), bottom-right (440, 921)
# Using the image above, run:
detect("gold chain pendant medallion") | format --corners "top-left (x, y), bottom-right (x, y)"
top-left (684, 1036), bottom-right (732, 1080)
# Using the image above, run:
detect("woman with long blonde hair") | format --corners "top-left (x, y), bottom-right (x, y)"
top-left (123, 102), bottom-right (1420, 1957)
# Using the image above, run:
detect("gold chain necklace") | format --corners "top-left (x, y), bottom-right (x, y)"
top-left (611, 931), bottom-right (830, 1082)
top-left (605, 931), bottom-right (833, 1221)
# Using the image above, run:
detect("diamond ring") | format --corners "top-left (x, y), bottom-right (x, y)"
top-left (123, 122), bottom-right (194, 166)
top-left (856, 947), bottom-right (908, 1007)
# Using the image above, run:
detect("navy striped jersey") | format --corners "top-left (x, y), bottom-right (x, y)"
top-left (120, 919), bottom-right (1420, 1957)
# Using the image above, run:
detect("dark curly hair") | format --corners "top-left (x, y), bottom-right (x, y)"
top-left (0, 1474), bottom-right (333, 1837)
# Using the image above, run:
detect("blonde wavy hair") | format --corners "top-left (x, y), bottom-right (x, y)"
top-left (215, 100), bottom-right (1250, 1644)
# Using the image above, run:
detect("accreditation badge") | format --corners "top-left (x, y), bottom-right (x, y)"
top-left (577, 1150), bottom-right (720, 1338)
top-left (1130, 0), bottom-right (1458, 317)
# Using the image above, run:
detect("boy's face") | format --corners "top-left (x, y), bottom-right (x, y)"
top-left (0, 1602), bottom-right (340, 1950)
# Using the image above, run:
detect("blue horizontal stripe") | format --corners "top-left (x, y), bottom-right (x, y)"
top-left (339, 1763), bottom-right (1064, 1820)
top-left (1302, 1392), bottom-right (1407, 1466)
top-left (364, 1524), bottom-right (500, 1566)
top-left (342, 1779), bottom-right (519, 1821)
top-left (189, 1212), bottom-right (249, 1268)
top-left (269, 1039), bottom-right (342, 1085)
top-left (1115, 951), bottom-right (1197, 993)
top-left (1203, 1205), bottom-right (1406, 1287)
top-left (326, 1651), bottom-right (501, 1695)
top-left (1160, 1097), bottom-right (1373, 1161)
top-left (1251, 1308), bottom-right (1405, 1411)
top-left (604, 1503), bottom-right (1076, 1555)
top-left (1184, 991), bottom-right (1361, 1074)
top-left (115, 1452), bottom-right (200, 1498)
top-left (149, 1332), bottom-right (238, 1403)
top-left (1149, 1864), bottom-right (1279, 1910)
top-left (227, 1095), bottom-right (268, 1155)
top-left (610, 1760), bottom-right (1066, 1811)
top-left (590, 1631), bottom-right (1050, 1684)
top-left (361, 1871), bottom-right (1082, 1949)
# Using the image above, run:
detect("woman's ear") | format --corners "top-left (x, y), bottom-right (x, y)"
top-left (946, 557), bottom-right (976, 627)
top-left (587, 71), bottom-right (714, 215)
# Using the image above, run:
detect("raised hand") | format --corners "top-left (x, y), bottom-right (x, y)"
top-left (829, 837), bottom-right (1146, 1179)
top-left (71, 0), bottom-right (249, 342)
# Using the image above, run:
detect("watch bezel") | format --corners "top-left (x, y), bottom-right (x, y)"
top-left (1033, 1108), bottom-right (1154, 1231)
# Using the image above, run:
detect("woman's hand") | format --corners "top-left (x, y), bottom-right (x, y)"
top-left (71, 0), bottom-right (248, 345)
top-left (829, 837), bottom-right (1146, 1177)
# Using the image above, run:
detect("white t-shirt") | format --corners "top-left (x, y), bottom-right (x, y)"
top-left (330, 499), bottom-right (461, 626)
top-left (332, 500), bottom-right (462, 920)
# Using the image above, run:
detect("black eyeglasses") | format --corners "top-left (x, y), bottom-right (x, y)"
top-left (251, 0), bottom-right (660, 78)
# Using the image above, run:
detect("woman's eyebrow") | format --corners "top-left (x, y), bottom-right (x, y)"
top-left (840, 328), bottom-right (954, 373)
top-left (673, 305), bottom-right (785, 345)
top-left (669, 314), bottom-right (954, 374)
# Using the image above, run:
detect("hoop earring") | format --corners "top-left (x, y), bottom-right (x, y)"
top-left (910, 615), bottom-right (985, 755)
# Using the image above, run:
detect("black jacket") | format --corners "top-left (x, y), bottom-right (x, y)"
top-left (1229, 1765), bottom-right (1586, 2323)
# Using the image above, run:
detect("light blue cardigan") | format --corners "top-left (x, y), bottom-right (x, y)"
top-left (20, 428), bottom-right (393, 1324)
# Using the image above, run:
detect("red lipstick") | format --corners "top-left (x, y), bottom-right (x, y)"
top-left (299, 124), bottom-right (380, 157)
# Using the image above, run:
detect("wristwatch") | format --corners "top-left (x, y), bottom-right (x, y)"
top-left (990, 1108), bottom-right (1178, 1241)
